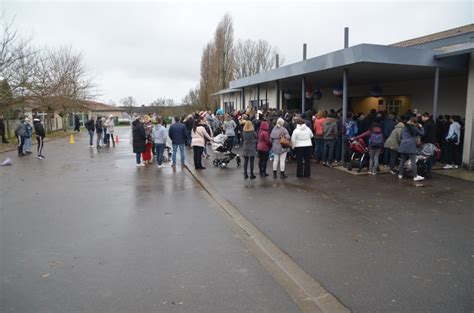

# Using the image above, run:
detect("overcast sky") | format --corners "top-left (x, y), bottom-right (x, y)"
top-left (2, 0), bottom-right (472, 105)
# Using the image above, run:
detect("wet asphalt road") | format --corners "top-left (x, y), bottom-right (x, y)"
top-left (0, 128), bottom-right (299, 313)
top-left (190, 144), bottom-right (474, 313)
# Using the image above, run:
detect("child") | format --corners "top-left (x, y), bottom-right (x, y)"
top-left (354, 122), bottom-right (384, 175)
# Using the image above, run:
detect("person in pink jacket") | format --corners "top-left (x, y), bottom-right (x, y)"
top-left (257, 121), bottom-right (271, 177)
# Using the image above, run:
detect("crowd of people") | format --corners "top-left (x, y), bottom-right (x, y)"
top-left (126, 107), bottom-right (466, 182)
top-left (9, 115), bottom-right (46, 159)
top-left (84, 115), bottom-right (116, 149)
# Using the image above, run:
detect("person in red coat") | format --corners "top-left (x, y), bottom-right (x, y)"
top-left (257, 121), bottom-right (271, 177)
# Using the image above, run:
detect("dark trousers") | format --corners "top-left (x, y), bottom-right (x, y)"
top-left (244, 156), bottom-right (255, 175)
top-left (323, 139), bottom-right (336, 164)
top-left (295, 146), bottom-right (312, 177)
top-left (258, 150), bottom-right (269, 174)
top-left (226, 136), bottom-right (234, 151)
top-left (88, 130), bottom-right (94, 146)
top-left (74, 124), bottom-right (80, 132)
top-left (193, 146), bottom-right (204, 169)
top-left (17, 135), bottom-right (25, 155)
top-left (1, 132), bottom-right (9, 143)
top-left (447, 142), bottom-right (461, 166)
top-left (36, 136), bottom-right (44, 156)
top-left (388, 148), bottom-right (398, 171)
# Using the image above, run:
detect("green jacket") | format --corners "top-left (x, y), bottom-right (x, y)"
top-left (383, 122), bottom-right (404, 151)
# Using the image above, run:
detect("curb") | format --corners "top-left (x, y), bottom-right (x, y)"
top-left (184, 162), bottom-right (350, 313)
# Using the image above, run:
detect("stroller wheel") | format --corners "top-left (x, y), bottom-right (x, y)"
top-left (236, 156), bottom-right (241, 167)
top-left (220, 162), bottom-right (227, 169)
top-left (213, 159), bottom-right (219, 167)
top-left (347, 165), bottom-right (353, 171)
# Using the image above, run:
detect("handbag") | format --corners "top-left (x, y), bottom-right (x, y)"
top-left (279, 129), bottom-right (291, 148)
top-left (447, 132), bottom-right (458, 144)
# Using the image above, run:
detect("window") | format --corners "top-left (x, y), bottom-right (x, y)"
top-left (385, 100), bottom-right (402, 115)
top-left (224, 101), bottom-right (234, 113)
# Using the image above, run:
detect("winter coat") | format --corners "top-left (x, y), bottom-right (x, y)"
top-left (104, 118), bottom-right (115, 134)
top-left (313, 117), bottom-right (326, 138)
top-left (132, 120), bottom-right (147, 154)
top-left (257, 122), bottom-right (271, 152)
top-left (323, 118), bottom-right (338, 140)
top-left (33, 119), bottom-right (45, 138)
top-left (15, 121), bottom-right (26, 137)
top-left (242, 130), bottom-right (257, 157)
top-left (422, 119), bottom-right (436, 144)
top-left (445, 121), bottom-right (461, 145)
top-left (85, 119), bottom-right (95, 131)
top-left (382, 118), bottom-right (396, 139)
top-left (270, 125), bottom-right (290, 154)
top-left (191, 125), bottom-right (212, 147)
top-left (168, 122), bottom-right (188, 145)
top-left (152, 124), bottom-right (168, 144)
top-left (384, 122), bottom-right (404, 151)
top-left (95, 119), bottom-right (103, 133)
top-left (344, 120), bottom-right (358, 138)
top-left (223, 120), bottom-right (236, 137)
top-left (354, 126), bottom-right (384, 148)
top-left (291, 124), bottom-right (313, 148)
top-left (25, 123), bottom-right (33, 138)
top-left (398, 124), bottom-right (425, 154)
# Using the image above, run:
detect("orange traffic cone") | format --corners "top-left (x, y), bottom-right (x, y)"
top-left (115, 135), bottom-right (119, 143)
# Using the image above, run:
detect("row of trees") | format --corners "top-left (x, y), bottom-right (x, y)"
top-left (183, 13), bottom-right (284, 111)
top-left (0, 13), bottom-right (95, 125)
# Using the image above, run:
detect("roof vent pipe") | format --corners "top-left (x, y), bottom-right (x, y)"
top-left (276, 54), bottom-right (279, 68)
top-left (344, 27), bottom-right (349, 48)
top-left (303, 43), bottom-right (307, 60)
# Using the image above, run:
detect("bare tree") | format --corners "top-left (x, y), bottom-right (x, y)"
top-left (234, 39), bottom-right (284, 79)
top-left (213, 13), bottom-right (234, 91)
top-left (120, 96), bottom-right (137, 116)
top-left (199, 42), bottom-right (215, 109)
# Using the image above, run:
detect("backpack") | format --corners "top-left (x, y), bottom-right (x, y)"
top-left (369, 132), bottom-right (383, 148)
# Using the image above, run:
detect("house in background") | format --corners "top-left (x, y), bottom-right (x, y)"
top-left (68, 101), bottom-right (127, 128)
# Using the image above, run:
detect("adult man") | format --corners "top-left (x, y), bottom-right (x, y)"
top-left (85, 116), bottom-right (95, 147)
top-left (322, 113), bottom-right (338, 167)
top-left (168, 116), bottom-right (188, 167)
top-left (421, 112), bottom-right (437, 172)
top-left (0, 113), bottom-right (9, 143)
top-left (95, 116), bottom-right (103, 149)
top-left (14, 116), bottom-right (27, 157)
top-left (74, 114), bottom-right (81, 132)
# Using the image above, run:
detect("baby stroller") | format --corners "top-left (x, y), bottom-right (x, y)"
top-left (347, 138), bottom-right (370, 173)
top-left (401, 143), bottom-right (438, 178)
top-left (211, 134), bottom-right (241, 168)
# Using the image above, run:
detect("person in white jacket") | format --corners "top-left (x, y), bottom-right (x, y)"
top-left (291, 118), bottom-right (314, 177)
top-left (191, 118), bottom-right (212, 170)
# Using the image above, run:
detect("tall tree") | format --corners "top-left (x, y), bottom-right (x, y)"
top-left (234, 39), bottom-right (284, 79)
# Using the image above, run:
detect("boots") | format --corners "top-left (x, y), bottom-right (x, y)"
top-left (273, 170), bottom-right (277, 179)
top-left (244, 171), bottom-right (249, 179)
top-left (280, 171), bottom-right (288, 179)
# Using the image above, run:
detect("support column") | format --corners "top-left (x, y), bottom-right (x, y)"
top-left (463, 53), bottom-right (474, 169)
top-left (275, 81), bottom-right (280, 111)
top-left (257, 85), bottom-right (260, 109)
top-left (301, 76), bottom-right (306, 113)
top-left (433, 67), bottom-right (439, 122)
top-left (342, 69), bottom-right (349, 163)
top-left (242, 87), bottom-right (245, 110)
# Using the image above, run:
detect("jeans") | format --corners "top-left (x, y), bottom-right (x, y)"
top-left (368, 148), bottom-right (381, 173)
top-left (295, 146), bottom-right (312, 177)
top-left (244, 156), bottom-right (255, 175)
top-left (155, 143), bottom-right (166, 165)
top-left (172, 144), bottom-right (185, 165)
top-left (399, 153), bottom-right (417, 177)
top-left (96, 132), bottom-right (103, 148)
top-left (186, 130), bottom-right (192, 146)
top-left (193, 146), bottom-right (204, 168)
top-left (314, 138), bottom-right (324, 161)
top-left (323, 140), bottom-right (336, 164)
top-left (23, 137), bottom-right (32, 153)
top-left (135, 152), bottom-right (141, 164)
top-left (88, 130), bottom-right (94, 146)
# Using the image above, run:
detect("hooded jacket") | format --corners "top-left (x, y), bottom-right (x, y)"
top-left (291, 124), bottom-right (313, 148)
top-left (323, 117), bottom-right (338, 140)
top-left (132, 120), bottom-right (147, 153)
top-left (313, 117), bottom-right (326, 138)
top-left (257, 121), bottom-right (271, 152)
top-left (33, 118), bottom-right (46, 138)
top-left (270, 125), bottom-right (290, 154)
top-left (152, 124), bottom-right (168, 144)
top-left (384, 122), bottom-right (404, 151)
top-left (399, 124), bottom-right (425, 154)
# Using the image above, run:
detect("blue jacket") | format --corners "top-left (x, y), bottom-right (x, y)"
top-left (399, 125), bottom-right (424, 154)
top-left (168, 122), bottom-right (188, 145)
top-left (382, 118), bottom-right (396, 139)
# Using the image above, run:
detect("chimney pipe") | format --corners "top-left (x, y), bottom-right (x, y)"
top-left (303, 43), bottom-right (307, 60)
top-left (344, 27), bottom-right (349, 48)
top-left (276, 54), bottom-right (279, 68)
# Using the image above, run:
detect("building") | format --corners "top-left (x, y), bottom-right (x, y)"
top-left (214, 24), bottom-right (474, 169)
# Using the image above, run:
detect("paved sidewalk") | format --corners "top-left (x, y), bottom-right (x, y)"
top-left (187, 146), bottom-right (474, 313)
top-left (0, 130), bottom-right (299, 313)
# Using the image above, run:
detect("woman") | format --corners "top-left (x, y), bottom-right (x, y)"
top-left (242, 121), bottom-right (258, 179)
top-left (443, 115), bottom-right (462, 169)
top-left (398, 117), bottom-right (425, 181)
top-left (141, 115), bottom-right (154, 164)
top-left (223, 113), bottom-right (237, 151)
top-left (384, 117), bottom-right (405, 174)
top-left (132, 117), bottom-right (147, 167)
top-left (313, 111), bottom-right (326, 162)
top-left (291, 118), bottom-right (314, 178)
top-left (152, 116), bottom-right (168, 168)
top-left (270, 118), bottom-right (290, 179)
top-left (104, 115), bottom-right (115, 148)
top-left (191, 117), bottom-right (212, 170)
top-left (257, 120), bottom-right (271, 177)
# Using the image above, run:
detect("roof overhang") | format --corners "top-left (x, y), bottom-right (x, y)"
top-left (434, 42), bottom-right (474, 59)
top-left (211, 88), bottom-right (242, 96)
top-left (229, 43), bottom-right (467, 89)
